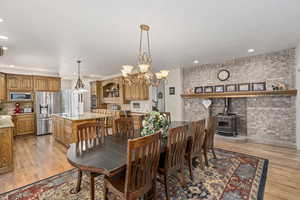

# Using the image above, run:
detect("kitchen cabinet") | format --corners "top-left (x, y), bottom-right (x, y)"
top-left (12, 114), bottom-right (35, 136)
top-left (48, 77), bottom-right (61, 91)
top-left (0, 127), bottom-right (13, 174)
top-left (7, 74), bottom-right (33, 91)
top-left (124, 79), bottom-right (149, 101)
top-left (90, 81), bottom-right (104, 108)
top-left (101, 77), bottom-right (125, 104)
top-left (33, 76), bottom-right (61, 92)
top-left (0, 73), bottom-right (6, 101)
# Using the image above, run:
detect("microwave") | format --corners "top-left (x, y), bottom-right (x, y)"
top-left (9, 92), bottom-right (33, 101)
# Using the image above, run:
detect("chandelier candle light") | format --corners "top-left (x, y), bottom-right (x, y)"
top-left (121, 24), bottom-right (169, 86)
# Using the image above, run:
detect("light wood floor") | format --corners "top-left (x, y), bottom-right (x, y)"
top-left (0, 135), bottom-right (300, 200)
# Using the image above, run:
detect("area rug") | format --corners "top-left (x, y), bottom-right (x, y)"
top-left (0, 148), bottom-right (268, 200)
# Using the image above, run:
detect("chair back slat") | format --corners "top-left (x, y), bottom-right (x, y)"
top-left (205, 117), bottom-right (216, 148)
top-left (114, 117), bottom-right (135, 138)
top-left (125, 132), bottom-right (162, 199)
top-left (76, 121), bottom-right (105, 151)
top-left (166, 125), bottom-right (188, 170)
top-left (190, 119), bottom-right (206, 154)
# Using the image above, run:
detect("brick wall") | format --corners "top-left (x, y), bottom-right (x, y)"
top-left (183, 48), bottom-right (297, 147)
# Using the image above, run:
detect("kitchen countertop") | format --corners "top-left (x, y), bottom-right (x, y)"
top-left (11, 112), bottom-right (35, 116)
top-left (0, 115), bottom-right (14, 128)
top-left (52, 112), bottom-right (113, 121)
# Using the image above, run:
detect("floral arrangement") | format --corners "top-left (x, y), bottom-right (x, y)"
top-left (141, 111), bottom-right (169, 137)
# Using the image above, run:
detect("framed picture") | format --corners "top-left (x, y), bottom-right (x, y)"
top-left (225, 84), bottom-right (237, 92)
top-left (204, 86), bottom-right (214, 93)
top-left (194, 87), bottom-right (203, 94)
top-left (169, 87), bottom-right (175, 95)
top-left (214, 85), bottom-right (224, 93)
top-left (238, 83), bottom-right (251, 91)
top-left (252, 82), bottom-right (266, 91)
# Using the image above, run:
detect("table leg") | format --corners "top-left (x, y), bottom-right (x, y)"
top-left (90, 172), bottom-right (95, 200)
top-left (70, 169), bottom-right (82, 194)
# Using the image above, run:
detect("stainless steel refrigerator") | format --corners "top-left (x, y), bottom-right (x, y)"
top-left (35, 92), bottom-right (61, 136)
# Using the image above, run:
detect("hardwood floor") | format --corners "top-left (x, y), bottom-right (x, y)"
top-left (0, 135), bottom-right (300, 200)
top-left (0, 135), bottom-right (73, 194)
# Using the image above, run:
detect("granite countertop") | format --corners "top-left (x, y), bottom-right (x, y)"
top-left (52, 112), bottom-right (113, 121)
top-left (0, 115), bottom-right (14, 128)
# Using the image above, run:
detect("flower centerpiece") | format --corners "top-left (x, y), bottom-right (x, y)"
top-left (141, 111), bottom-right (169, 137)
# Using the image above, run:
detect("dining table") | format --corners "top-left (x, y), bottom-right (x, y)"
top-left (66, 121), bottom-right (192, 200)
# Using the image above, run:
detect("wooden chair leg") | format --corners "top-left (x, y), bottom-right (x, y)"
top-left (212, 148), bottom-right (217, 159)
top-left (164, 174), bottom-right (170, 200)
top-left (103, 180), bottom-right (108, 200)
top-left (187, 155), bottom-right (193, 181)
top-left (203, 147), bottom-right (209, 167)
top-left (70, 169), bottom-right (82, 194)
top-left (198, 153), bottom-right (205, 170)
top-left (90, 172), bottom-right (95, 200)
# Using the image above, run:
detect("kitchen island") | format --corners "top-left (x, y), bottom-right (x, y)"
top-left (52, 112), bottom-right (112, 147)
top-left (0, 115), bottom-right (14, 174)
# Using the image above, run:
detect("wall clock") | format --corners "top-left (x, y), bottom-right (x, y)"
top-left (217, 69), bottom-right (230, 81)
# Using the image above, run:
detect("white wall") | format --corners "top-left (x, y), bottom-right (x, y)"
top-left (296, 44), bottom-right (300, 150)
top-left (165, 67), bottom-right (184, 121)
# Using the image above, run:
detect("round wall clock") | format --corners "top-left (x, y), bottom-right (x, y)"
top-left (217, 69), bottom-right (230, 81)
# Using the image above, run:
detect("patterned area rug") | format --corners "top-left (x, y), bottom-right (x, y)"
top-left (0, 148), bottom-right (268, 200)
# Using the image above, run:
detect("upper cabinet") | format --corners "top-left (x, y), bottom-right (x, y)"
top-left (47, 77), bottom-right (61, 91)
top-left (0, 73), bottom-right (6, 101)
top-left (90, 81), bottom-right (103, 108)
top-left (101, 77), bottom-right (125, 104)
top-left (124, 78), bottom-right (149, 101)
top-left (6, 74), bottom-right (33, 91)
top-left (33, 76), bottom-right (61, 92)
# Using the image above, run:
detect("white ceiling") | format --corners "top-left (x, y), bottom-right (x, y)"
top-left (1, 0), bottom-right (300, 78)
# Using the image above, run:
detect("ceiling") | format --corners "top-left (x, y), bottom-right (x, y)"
top-left (1, 0), bottom-right (300, 78)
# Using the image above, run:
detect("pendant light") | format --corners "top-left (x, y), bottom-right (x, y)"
top-left (74, 60), bottom-right (87, 92)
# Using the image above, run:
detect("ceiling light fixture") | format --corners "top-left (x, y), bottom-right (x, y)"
top-left (193, 60), bottom-right (199, 64)
top-left (0, 46), bottom-right (7, 56)
top-left (0, 35), bottom-right (8, 40)
top-left (120, 24), bottom-right (169, 87)
top-left (74, 60), bottom-right (87, 92)
top-left (9, 65), bottom-right (14, 68)
top-left (248, 49), bottom-right (255, 53)
top-left (2, 46), bottom-right (8, 50)
top-left (0, 18), bottom-right (3, 23)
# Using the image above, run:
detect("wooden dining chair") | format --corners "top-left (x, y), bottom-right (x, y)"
top-left (114, 117), bottom-right (135, 138)
top-left (158, 125), bottom-right (189, 200)
top-left (103, 131), bottom-right (162, 200)
top-left (185, 119), bottom-right (206, 180)
top-left (203, 116), bottom-right (217, 167)
top-left (70, 121), bottom-right (106, 200)
top-left (160, 112), bottom-right (171, 123)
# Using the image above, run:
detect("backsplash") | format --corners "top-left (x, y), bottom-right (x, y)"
top-left (0, 102), bottom-right (33, 115)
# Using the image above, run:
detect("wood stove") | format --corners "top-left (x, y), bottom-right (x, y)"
top-left (216, 98), bottom-right (238, 137)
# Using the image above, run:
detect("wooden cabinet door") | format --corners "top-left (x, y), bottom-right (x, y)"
top-left (0, 127), bottom-right (13, 173)
top-left (90, 81), bottom-right (97, 95)
top-left (34, 76), bottom-right (48, 91)
top-left (16, 115), bottom-right (35, 135)
top-left (7, 74), bottom-right (33, 91)
top-left (0, 73), bottom-right (6, 101)
top-left (48, 78), bottom-right (61, 91)
top-left (20, 76), bottom-right (33, 91)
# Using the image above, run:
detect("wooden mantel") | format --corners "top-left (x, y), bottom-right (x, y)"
top-left (181, 89), bottom-right (297, 99)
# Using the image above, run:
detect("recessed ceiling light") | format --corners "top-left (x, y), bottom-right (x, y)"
top-left (248, 49), bottom-right (255, 53)
top-left (2, 46), bottom-right (8, 50)
top-left (193, 60), bottom-right (199, 64)
top-left (0, 18), bottom-right (3, 23)
top-left (0, 35), bottom-right (8, 40)
top-left (9, 65), bottom-right (15, 68)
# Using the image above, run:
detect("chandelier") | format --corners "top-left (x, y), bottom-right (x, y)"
top-left (74, 60), bottom-right (87, 92)
top-left (121, 24), bottom-right (169, 86)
